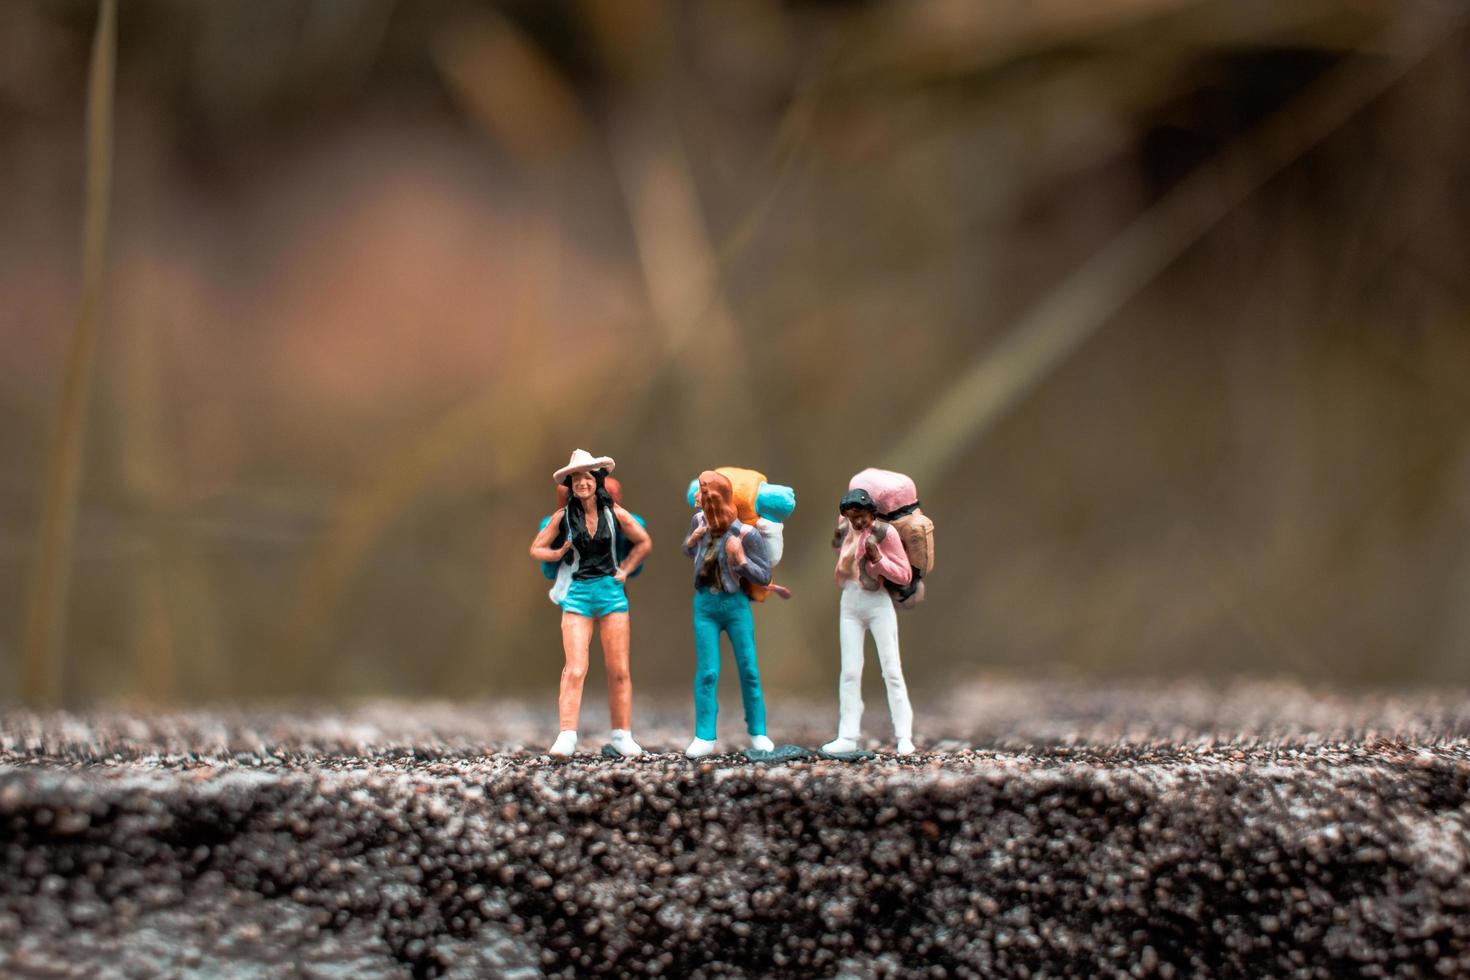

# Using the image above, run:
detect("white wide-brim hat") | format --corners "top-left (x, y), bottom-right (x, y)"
top-left (553, 448), bottom-right (616, 482)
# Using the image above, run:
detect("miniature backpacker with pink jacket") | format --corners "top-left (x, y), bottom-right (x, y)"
top-left (848, 468), bottom-right (935, 608)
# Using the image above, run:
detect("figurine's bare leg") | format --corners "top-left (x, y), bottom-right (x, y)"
top-left (868, 595), bottom-right (913, 742)
top-left (559, 612), bottom-right (594, 731)
top-left (599, 612), bottom-right (632, 731)
top-left (836, 582), bottom-right (868, 740)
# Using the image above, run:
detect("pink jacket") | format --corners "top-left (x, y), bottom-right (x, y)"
top-left (834, 521), bottom-right (913, 590)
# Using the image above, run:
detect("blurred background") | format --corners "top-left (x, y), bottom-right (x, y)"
top-left (2, 0), bottom-right (1469, 707)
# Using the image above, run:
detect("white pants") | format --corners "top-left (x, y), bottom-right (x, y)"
top-left (837, 580), bottom-right (913, 740)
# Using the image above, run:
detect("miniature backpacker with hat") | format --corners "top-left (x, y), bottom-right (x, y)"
top-left (847, 468), bottom-right (935, 608)
top-left (538, 508), bottom-right (647, 599)
top-left (542, 504), bottom-right (618, 606)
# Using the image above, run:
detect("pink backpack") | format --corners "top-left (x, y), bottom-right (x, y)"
top-left (848, 468), bottom-right (935, 608)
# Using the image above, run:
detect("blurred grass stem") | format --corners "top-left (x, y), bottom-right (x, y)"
top-left (890, 9), bottom-right (1463, 490)
top-left (767, 7), bottom-right (1464, 686)
top-left (20, 0), bottom-right (116, 705)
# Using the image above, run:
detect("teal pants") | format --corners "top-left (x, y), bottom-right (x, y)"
top-left (692, 589), bottom-right (766, 740)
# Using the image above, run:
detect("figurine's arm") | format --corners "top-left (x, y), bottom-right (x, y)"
top-left (612, 506), bottom-right (651, 583)
top-left (529, 508), bottom-right (573, 562)
top-left (725, 526), bottom-right (772, 586)
top-left (865, 522), bottom-right (913, 586)
top-left (832, 517), bottom-right (849, 551)
top-left (682, 513), bottom-right (707, 558)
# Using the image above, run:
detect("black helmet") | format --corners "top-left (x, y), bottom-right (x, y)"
top-left (838, 488), bottom-right (877, 514)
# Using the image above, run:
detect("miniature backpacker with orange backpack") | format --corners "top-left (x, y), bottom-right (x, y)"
top-left (847, 468), bottom-right (935, 608)
top-left (686, 466), bottom-right (796, 603)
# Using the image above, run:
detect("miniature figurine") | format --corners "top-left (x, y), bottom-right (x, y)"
top-left (684, 469), bottom-right (796, 600)
top-left (537, 476), bottom-right (647, 584)
top-left (822, 469), bottom-right (935, 756)
top-left (681, 469), bottom-right (796, 758)
top-left (529, 450), bottom-right (652, 758)
top-left (852, 468), bottom-right (934, 610)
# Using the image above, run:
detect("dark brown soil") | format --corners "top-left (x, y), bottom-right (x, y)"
top-left (2, 680), bottom-right (1469, 978)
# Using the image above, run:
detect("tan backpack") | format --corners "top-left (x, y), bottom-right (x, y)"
top-left (848, 468), bottom-right (935, 608)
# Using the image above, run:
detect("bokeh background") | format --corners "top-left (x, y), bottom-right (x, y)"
top-left (3, 0), bottom-right (1469, 706)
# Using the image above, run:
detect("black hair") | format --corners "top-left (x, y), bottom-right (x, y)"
top-left (839, 488), bottom-right (877, 515)
top-left (563, 469), bottom-right (615, 551)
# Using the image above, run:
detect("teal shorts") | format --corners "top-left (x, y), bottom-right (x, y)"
top-left (560, 575), bottom-right (629, 618)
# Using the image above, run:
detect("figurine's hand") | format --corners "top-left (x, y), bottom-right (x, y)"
top-left (864, 538), bottom-right (881, 562)
top-left (613, 566), bottom-right (630, 583)
top-left (725, 533), bottom-right (747, 566)
top-left (556, 540), bottom-right (574, 559)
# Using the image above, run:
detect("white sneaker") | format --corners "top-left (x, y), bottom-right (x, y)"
top-left (685, 737), bottom-right (717, 758)
top-left (548, 730), bottom-right (578, 757)
top-left (608, 729), bottom-right (643, 758)
top-left (822, 736), bottom-right (859, 754)
top-left (749, 734), bottom-right (775, 752)
top-left (896, 738), bottom-right (915, 756)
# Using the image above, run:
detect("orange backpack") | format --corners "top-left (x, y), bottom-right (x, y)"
top-left (716, 467), bottom-right (773, 602)
top-left (688, 467), bottom-right (795, 602)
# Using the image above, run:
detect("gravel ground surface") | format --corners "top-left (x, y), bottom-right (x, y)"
top-left (2, 680), bottom-right (1469, 978)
